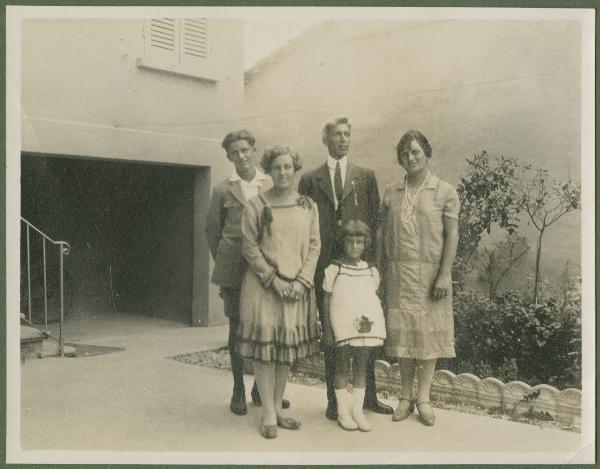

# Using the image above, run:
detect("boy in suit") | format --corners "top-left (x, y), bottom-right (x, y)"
top-left (206, 130), bottom-right (290, 415)
top-left (298, 117), bottom-right (393, 420)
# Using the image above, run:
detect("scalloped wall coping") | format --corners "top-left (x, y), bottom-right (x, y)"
top-left (291, 356), bottom-right (581, 426)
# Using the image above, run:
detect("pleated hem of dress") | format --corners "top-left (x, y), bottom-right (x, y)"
top-left (336, 336), bottom-right (385, 347)
top-left (385, 346), bottom-right (456, 360)
top-left (236, 323), bottom-right (321, 365)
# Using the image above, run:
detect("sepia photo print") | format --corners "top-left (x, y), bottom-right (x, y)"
top-left (6, 5), bottom-right (595, 465)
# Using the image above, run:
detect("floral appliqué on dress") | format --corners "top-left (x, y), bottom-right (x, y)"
top-left (354, 315), bottom-right (374, 333)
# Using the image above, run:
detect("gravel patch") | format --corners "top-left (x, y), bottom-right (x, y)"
top-left (172, 347), bottom-right (326, 388)
top-left (172, 348), bottom-right (580, 433)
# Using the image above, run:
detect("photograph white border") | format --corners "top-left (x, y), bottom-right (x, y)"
top-left (6, 5), bottom-right (595, 465)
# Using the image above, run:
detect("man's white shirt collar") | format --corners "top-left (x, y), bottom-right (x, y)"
top-left (327, 155), bottom-right (348, 172)
top-left (229, 168), bottom-right (267, 183)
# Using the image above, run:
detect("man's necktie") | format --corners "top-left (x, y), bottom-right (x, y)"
top-left (334, 161), bottom-right (343, 205)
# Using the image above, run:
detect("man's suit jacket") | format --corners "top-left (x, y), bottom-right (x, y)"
top-left (205, 176), bottom-right (270, 289)
top-left (298, 162), bottom-right (380, 293)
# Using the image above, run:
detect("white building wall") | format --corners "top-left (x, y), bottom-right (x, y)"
top-left (22, 18), bottom-right (243, 173)
top-left (21, 18), bottom-right (246, 325)
top-left (244, 20), bottom-right (582, 292)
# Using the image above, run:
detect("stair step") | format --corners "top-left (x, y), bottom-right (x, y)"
top-left (42, 342), bottom-right (75, 358)
top-left (41, 342), bottom-right (76, 358)
top-left (21, 326), bottom-right (44, 362)
top-left (21, 325), bottom-right (75, 361)
top-left (21, 325), bottom-right (45, 343)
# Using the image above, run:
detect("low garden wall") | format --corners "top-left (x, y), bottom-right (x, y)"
top-left (292, 354), bottom-right (581, 428)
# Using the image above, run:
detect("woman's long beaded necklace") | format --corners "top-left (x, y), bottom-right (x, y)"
top-left (402, 170), bottom-right (430, 223)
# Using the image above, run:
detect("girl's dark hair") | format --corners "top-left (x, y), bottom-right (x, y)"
top-left (338, 219), bottom-right (371, 250)
top-left (396, 129), bottom-right (432, 164)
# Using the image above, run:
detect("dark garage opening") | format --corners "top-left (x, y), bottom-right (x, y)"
top-left (21, 153), bottom-right (202, 325)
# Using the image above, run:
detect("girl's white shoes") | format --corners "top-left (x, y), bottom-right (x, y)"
top-left (334, 388), bottom-right (372, 432)
top-left (335, 389), bottom-right (358, 430)
top-left (337, 413), bottom-right (359, 431)
top-left (351, 410), bottom-right (372, 432)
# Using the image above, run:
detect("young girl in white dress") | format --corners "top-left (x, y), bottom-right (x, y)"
top-left (322, 220), bottom-right (387, 432)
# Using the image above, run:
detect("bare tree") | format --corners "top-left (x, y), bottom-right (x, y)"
top-left (477, 234), bottom-right (530, 299)
top-left (555, 260), bottom-right (581, 316)
top-left (513, 167), bottom-right (581, 304)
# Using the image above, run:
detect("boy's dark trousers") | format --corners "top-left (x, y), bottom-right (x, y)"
top-left (223, 287), bottom-right (256, 415)
top-left (228, 315), bottom-right (252, 399)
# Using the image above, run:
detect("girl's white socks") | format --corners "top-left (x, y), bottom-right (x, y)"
top-left (335, 389), bottom-right (358, 431)
top-left (352, 387), bottom-right (372, 432)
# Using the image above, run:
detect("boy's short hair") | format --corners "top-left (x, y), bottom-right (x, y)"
top-left (221, 130), bottom-right (256, 152)
top-left (338, 219), bottom-right (371, 250)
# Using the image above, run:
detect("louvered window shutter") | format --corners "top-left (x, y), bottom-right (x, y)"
top-left (146, 18), bottom-right (180, 65)
top-left (180, 18), bottom-right (210, 68)
top-left (140, 18), bottom-right (216, 81)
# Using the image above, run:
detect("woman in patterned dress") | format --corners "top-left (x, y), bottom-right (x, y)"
top-left (236, 145), bottom-right (321, 439)
top-left (377, 130), bottom-right (459, 426)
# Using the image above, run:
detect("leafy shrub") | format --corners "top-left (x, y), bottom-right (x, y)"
top-left (449, 290), bottom-right (581, 389)
top-left (454, 152), bottom-right (522, 287)
top-left (456, 358), bottom-right (520, 384)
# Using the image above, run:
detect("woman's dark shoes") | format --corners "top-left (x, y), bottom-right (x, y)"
top-left (325, 401), bottom-right (338, 421)
top-left (250, 386), bottom-right (291, 409)
top-left (416, 401), bottom-right (436, 426)
top-left (276, 416), bottom-right (302, 430)
top-left (363, 398), bottom-right (394, 414)
top-left (392, 398), bottom-right (415, 422)
top-left (229, 394), bottom-right (247, 416)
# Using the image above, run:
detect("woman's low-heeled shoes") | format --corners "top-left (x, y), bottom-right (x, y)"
top-left (416, 401), bottom-right (436, 426)
top-left (277, 416), bottom-right (302, 430)
top-left (392, 398), bottom-right (415, 422)
top-left (260, 423), bottom-right (278, 439)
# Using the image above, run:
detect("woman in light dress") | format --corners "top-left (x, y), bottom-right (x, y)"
top-left (378, 130), bottom-right (459, 426)
top-left (236, 145), bottom-right (321, 439)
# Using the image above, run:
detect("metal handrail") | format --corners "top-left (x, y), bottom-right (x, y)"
top-left (20, 217), bottom-right (71, 357)
top-left (21, 218), bottom-right (71, 254)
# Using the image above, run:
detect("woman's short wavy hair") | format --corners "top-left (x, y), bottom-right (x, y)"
top-left (261, 145), bottom-right (303, 174)
top-left (338, 219), bottom-right (371, 251)
top-left (396, 129), bottom-right (432, 164)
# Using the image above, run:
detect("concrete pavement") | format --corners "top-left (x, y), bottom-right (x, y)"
top-left (14, 313), bottom-right (586, 464)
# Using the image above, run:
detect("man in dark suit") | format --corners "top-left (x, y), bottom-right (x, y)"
top-left (206, 130), bottom-right (289, 415)
top-left (298, 117), bottom-right (393, 420)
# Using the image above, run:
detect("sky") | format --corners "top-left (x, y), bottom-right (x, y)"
top-left (244, 19), bottom-right (323, 70)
